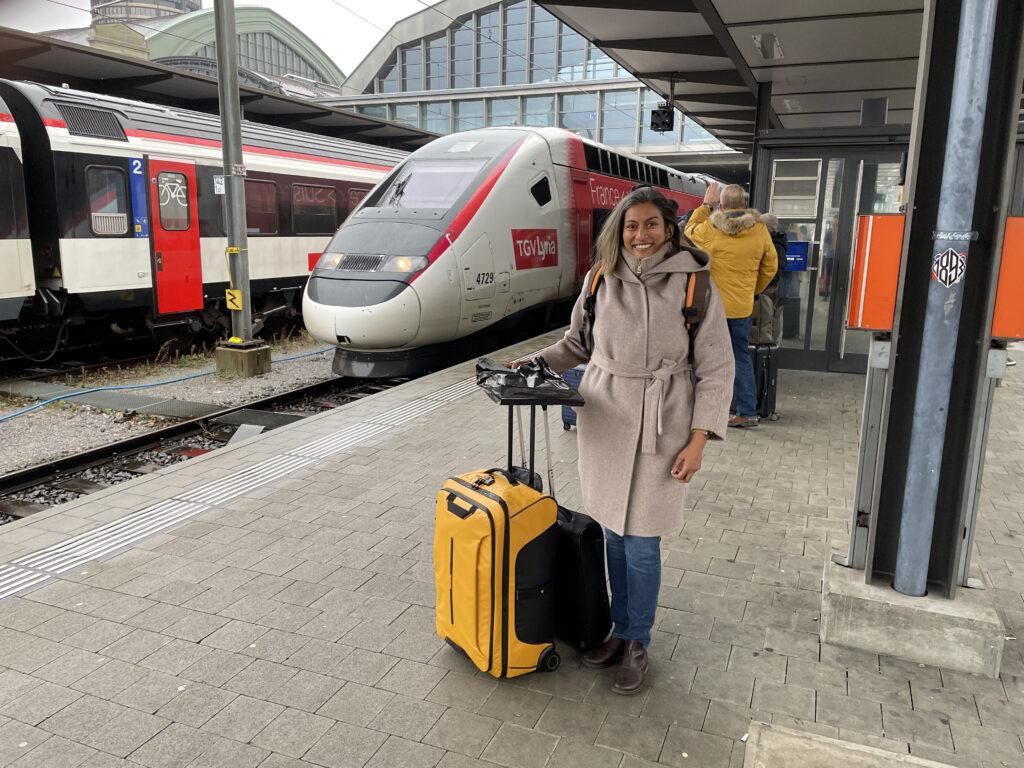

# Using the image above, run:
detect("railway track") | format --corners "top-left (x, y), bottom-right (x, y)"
top-left (0, 375), bottom-right (407, 519)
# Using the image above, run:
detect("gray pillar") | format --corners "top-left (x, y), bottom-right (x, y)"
top-left (214, 0), bottom-right (253, 343)
top-left (748, 81), bottom-right (772, 206)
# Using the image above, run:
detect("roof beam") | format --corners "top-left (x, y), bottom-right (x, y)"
top-left (684, 109), bottom-right (757, 120)
top-left (256, 110), bottom-right (335, 125)
top-left (0, 43), bottom-right (51, 66)
top-left (95, 74), bottom-right (175, 92)
top-left (642, 69), bottom-right (745, 87)
top-left (547, 0), bottom-right (696, 11)
top-left (594, 35), bottom-right (724, 57)
top-left (676, 92), bottom-right (756, 107)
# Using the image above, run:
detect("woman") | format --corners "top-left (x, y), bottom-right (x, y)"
top-left (530, 186), bottom-right (733, 694)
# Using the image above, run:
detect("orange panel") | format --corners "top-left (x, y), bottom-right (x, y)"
top-left (992, 217), bottom-right (1024, 339)
top-left (847, 214), bottom-right (905, 331)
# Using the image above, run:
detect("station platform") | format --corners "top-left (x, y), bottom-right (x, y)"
top-left (0, 330), bottom-right (1020, 768)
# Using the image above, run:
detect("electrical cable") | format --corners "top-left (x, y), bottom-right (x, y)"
top-left (0, 346), bottom-right (333, 424)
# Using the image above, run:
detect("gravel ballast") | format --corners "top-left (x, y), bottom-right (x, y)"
top-left (0, 338), bottom-right (336, 476)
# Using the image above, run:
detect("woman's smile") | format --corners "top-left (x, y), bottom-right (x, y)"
top-left (623, 201), bottom-right (672, 259)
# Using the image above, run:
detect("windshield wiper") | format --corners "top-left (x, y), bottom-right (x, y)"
top-left (387, 176), bottom-right (410, 208)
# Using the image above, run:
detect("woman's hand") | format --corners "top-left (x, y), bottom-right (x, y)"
top-left (702, 181), bottom-right (720, 208)
top-left (670, 434), bottom-right (706, 483)
top-left (503, 360), bottom-right (524, 369)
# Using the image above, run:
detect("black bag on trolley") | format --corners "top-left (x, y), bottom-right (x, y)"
top-left (476, 357), bottom-right (611, 652)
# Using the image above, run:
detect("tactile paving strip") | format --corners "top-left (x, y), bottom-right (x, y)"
top-left (0, 372), bottom-right (488, 599)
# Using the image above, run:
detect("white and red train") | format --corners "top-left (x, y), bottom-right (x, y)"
top-left (0, 79), bottom-right (404, 357)
top-left (303, 126), bottom-right (710, 376)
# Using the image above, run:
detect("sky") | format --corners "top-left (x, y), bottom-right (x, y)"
top-left (0, 0), bottom-right (441, 76)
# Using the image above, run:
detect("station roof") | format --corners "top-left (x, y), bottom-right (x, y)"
top-left (0, 26), bottom-right (438, 152)
top-left (537, 1), bottom-right (1021, 153)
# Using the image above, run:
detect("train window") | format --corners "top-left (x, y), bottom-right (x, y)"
top-left (292, 184), bottom-right (338, 235)
top-left (377, 158), bottom-right (486, 209)
top-left (157, 172), bottom-right (189, 231)
top-left (530, 177), bottom-right (552, 207)
top-left (245, 179), bottom-right (278, 235)
top-left (86, 166), bottom-right (129, 236)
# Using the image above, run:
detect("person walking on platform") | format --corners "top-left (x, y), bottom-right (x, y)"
top-left (685, 182), bottom-right (777, 428)
top-left (526, 186), bottom-right (734, 694)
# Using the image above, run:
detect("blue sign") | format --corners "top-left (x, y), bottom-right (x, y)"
top-left (128, 157), bottom-right (149, 238)
top-left (785, 240), bottom-right (809, 271)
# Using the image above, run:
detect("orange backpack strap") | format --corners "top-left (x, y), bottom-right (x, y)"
top-left (578, 267), bottom-right (604, 352)
top-left (683, 271), bottom-right (711, 360)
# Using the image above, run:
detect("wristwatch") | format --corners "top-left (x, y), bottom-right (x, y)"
top-left (691, 428), bottom-right (710, 436)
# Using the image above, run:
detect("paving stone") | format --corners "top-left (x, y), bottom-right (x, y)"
top-left (785, 657), bottom-right (848, 692)
top-left (0, 681), bottom-right (81, 726)
top-left (268, 669), bottom-right (344, 713)
top-left (200, 694), bottom-right (283, 743)
top-left (302, 721), bottom-right (387, 768)
top-left (815, 689), bottom-right (882, 734)
top-left (480, 722), bottom-right (558, 768)
top-left (188, 733), bottom-right (269, 768)
top-left (660, 724), bottom-right (734, 768)
top-left (671, 635), bottom-right (732, 671)
top-left (124, 722), bottom-right (213, 768)
top-left (10, 734), bottom-right (97, 768)
top-left (100, 628), bottom-right (172, 665)
top-left (154, 681), bottom-right (236, 729)
top-left (701, 700), bottom-right (767, 740)
top-left (162, 611), bottom-right (230, 644)
top-left (32, 650), bottom-right (108, 687)
top-left (542, 739), bottom-right (621, 768)
top-left (180, 648), bottom-right (253, 687)
top-left (595, 710), bottom-right (670, 761)
top-left (317, 682), bottom-right (394, 727)
top-left (948, 720), bottom-right (1023, 764)
top-left (750, 679), bottom-right (815, 720)
top-left (372, 693), bottom-right (446, 740)
top-left (79, 707), bottom-right (169, 758)
top-left (199, 619), bottom-right (269, 652)
top-left (30, 612), bottom-right (99, 643)
top-left (0, 718), bottom-right (51, 765)
top-left (425, 671), bottom-right (496, 712)
top-left (423, 708), bottom-right (501, 757)
top-left (478, 683), bottom-right (552, 728)
top-left (382, 628), bottom-right (446, 664)
top-left (762, 627), bottom-right (820, 661)
top-left (71, 659), bottom-right (146, 699)
top-left (376, 658), bottom-right (448, 699)
top-left (110, 670), bottom-right (185, 714)
top-left (332, 648), bottom-right (399, 686)
top-left (726, 647), bottom-right (787, 684)
top-left (690, 667), bottom-right (754, 707)
top-left (339, 620), bottom-right (402, 653)
top-left (364, 735), bottom-right (444, 768)
top-left (532, 696), bottom-right (608, 742)
top-left (881, 703), bottom-right (954, 751)
top-left (296, 610), bottom-right (361, 643)
top-left (251, 707), bottom-right (334, 759)
top-left (1, 631), bottom-right (73, 673)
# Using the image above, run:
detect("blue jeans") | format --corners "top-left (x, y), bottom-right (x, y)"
top-left (728, 316), bottom-right (757, 418)
top-left (605, 529), bottom-right (661, 647)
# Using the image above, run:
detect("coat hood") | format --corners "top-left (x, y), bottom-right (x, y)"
top-left (615, 241), bottom-right (711, 280)
top-left (710, 208), bottom-right (762, 235)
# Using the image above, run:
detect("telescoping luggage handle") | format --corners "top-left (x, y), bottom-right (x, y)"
top-left (511, 405), bottom-right (555, 494)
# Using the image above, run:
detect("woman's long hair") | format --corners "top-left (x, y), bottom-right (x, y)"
top-left (592, 186), bottom-right (681, 276)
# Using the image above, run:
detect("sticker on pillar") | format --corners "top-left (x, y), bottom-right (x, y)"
top-left (225, 289), bottom-right (242, 310)
top-left (932, 248), bottom-right (967, 287)
top-left (511, 229), bottom-right (558, 270)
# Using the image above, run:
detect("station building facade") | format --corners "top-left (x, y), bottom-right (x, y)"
top-left (320, 0), bottom-right (737, 174)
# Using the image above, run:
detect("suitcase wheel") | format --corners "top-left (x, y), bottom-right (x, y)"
top-left (562, 422), bottom-right (571, 431)
top-left (539, 646), bottom-right (560, 672)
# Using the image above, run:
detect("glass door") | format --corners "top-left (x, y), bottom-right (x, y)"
top-left (764, 149), bottom-right (904, 372)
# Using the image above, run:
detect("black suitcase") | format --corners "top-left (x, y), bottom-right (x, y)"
top-left (554, 506), bottom-right (612, 652)
top-left (749, 343), bottom-right (779, 420)
top-left (561, 365), bottom-right (586, 430)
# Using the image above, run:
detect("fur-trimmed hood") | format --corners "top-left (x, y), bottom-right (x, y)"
top-left (709, 208), bottom-right (762, 235)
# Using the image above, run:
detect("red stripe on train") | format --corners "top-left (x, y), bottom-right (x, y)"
top-left (414, 137), bottom-right (528, 284)
top-left (40, 119), bottom-right (393, 171)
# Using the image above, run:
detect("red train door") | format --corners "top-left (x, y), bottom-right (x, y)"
top-left (571, 172), bottom-right (592, 282)
top-left (147, 158), bottom-right (203, 314)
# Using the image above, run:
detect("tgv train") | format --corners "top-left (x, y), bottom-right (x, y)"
top-left (303, 126), bottom-right (710, 376)
top-left (0, 79), bottom-right (405, 358)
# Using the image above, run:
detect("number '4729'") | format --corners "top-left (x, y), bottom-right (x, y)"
top-left (475, 272), bottom-right (494, 285)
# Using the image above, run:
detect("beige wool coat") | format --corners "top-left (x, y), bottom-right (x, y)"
top-left (537, 242), bottom-right (734, 537)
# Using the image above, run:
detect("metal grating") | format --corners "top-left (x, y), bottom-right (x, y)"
top-left (91, 212), bottom-right (128, 235)
top-left (56, 103), bottom-right (127, 141)
top-left (338, 253), bottom-right (386, 271)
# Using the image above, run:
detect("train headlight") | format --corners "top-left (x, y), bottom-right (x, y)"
top-left (315, 252), bottom-right (345, 270)
top-left (383, 255), bottom-right (429, 273)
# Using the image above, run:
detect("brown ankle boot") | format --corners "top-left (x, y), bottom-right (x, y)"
top-left (581, 636), bottom-right (625, 669)
top-left (612, 640), bottom-right (648, 695)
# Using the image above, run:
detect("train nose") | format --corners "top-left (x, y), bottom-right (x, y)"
top-left (303, 276), bottom-right (421, 348)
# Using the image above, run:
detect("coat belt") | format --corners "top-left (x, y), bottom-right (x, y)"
top-left (590, 352), bottom-right (691, 455)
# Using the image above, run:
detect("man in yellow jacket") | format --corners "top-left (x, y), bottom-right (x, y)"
top-left (685, 182), bottom-right (777, 427)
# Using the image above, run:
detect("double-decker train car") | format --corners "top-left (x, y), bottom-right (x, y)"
top-left (303, 126), bottom-right (710, 376)
top-left (0, 92), bottom-right (32, 330)
top-left (0, 79), bottom-right (405, 357)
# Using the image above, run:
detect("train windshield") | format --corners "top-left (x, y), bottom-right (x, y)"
top-left (375, 158), bottom-right (488, 210)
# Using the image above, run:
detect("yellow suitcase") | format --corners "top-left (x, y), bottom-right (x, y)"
top-left (435, 466), bottom-right (559, 678)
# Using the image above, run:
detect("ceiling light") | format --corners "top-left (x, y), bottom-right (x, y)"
top-left (751, 32), bottom-right (784, 61)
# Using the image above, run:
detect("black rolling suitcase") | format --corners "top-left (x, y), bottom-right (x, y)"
top-left (554, 506), bottom-right (611, 651)
top-left (560, 365), bottom-right (585, 430)
top-left (749, 343), bottom-right (779, 420)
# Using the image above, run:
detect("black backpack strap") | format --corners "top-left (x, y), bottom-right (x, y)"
top-left (683, 271), bottom-right (711, 360)
top-left (578, 267), bottom-right (604, 353)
